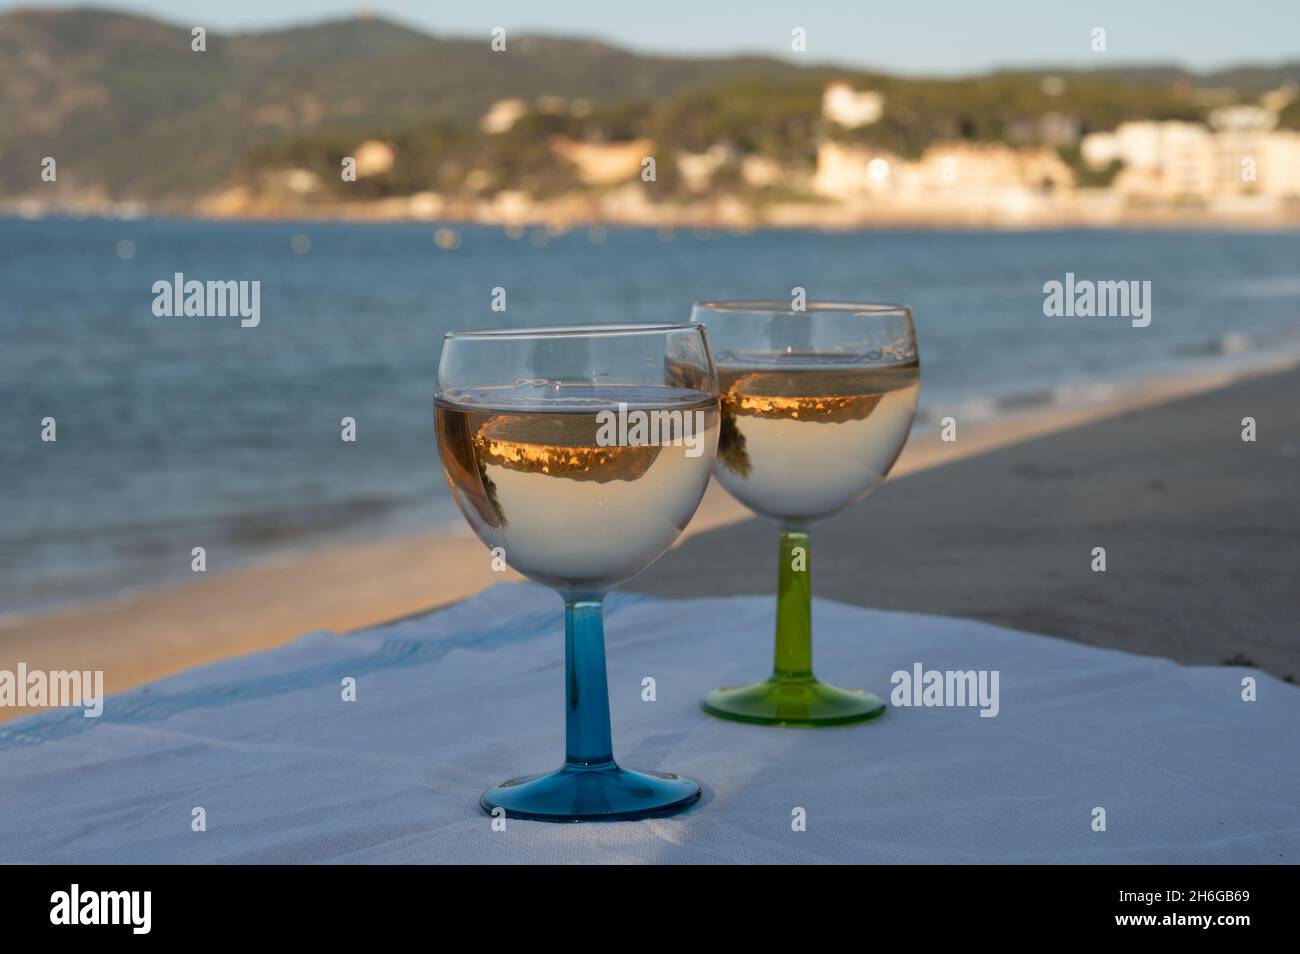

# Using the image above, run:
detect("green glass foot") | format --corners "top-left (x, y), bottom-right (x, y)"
top-left (700, 677), bottom-right (886, 727)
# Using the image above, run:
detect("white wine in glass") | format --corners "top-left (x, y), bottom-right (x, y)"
top-left (435, 324), bottom-right (720, 820)
top-left (437, 385), bottom-right (718, 594)
top-left (714, 359), bottom-right (920, 522)
top-left (692, 301), bottom-right (920, 727)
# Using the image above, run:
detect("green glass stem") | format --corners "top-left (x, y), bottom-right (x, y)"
top-left (698, 522), bottom-right (887, 727)
top-left (773, 527), bottom-right (814, 680)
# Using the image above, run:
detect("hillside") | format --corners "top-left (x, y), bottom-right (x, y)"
top-left (3, 7), bottom-right (1297, 205)
top-left (0, 7), bottom-right (811, 201)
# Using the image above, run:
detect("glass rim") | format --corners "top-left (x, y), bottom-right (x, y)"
top-left (443, 322), bottom-right (702, 340)
top-left (692, 300), bottom-right (912, 317)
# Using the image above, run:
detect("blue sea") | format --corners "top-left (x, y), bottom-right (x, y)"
top-left (2, 217), bottom-right (1298, 614)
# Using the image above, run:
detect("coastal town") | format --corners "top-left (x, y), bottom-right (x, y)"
top-left (188, 77), bottom-right (1300, 229)
top-left (6, 5), bottom-right (1298, 230)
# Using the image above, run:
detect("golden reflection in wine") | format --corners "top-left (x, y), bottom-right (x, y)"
top-left (714, 360), bottom-right (920, 523)
top-left (436, 386), bottom-right (719, 594)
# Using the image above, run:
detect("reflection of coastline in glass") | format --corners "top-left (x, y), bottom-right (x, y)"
top-left (714, 359), bottom-right (920, 524)
top-left (436, 385), bottom-right (719, 594)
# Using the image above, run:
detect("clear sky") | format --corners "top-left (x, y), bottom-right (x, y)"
top-left (9, 0), bottom-right (1300, 76)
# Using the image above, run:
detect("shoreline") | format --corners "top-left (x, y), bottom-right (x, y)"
top-left (4, 347), bottom-right (1289, 629)
top-left (5, 345), bottom-right (1289, 634)
top-left (7, 206), bottom-right (1300, 234)
top-left (2, 355), bottom-right (1293, 723)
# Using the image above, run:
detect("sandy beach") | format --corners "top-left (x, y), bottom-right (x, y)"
top-left (632, 363), bottom-right (1300, 682)
top-left (1, 359), bottom-right (1295, 721)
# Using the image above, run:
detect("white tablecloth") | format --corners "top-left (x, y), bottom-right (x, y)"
top-left (1, 583), bottom-right (1296, 863)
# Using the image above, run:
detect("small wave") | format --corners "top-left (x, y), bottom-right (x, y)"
top-left (1206, 276), bottom-right (1300, 301)
top-left (995, 389), bottom-right (1059, 412)
top-left (921, 379), bottom-right (1123, 428)
top-left (224, 495), bottom-right (401, 546)
top-left (915, 396), bottom-right (999, 425)
top-left (1173, 332), bottom-right (1253, 358)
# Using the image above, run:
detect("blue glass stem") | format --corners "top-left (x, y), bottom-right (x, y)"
top-left (480, 594), bottom-right (701, 820)
top-left (565, 598), bottom-right (615, 769)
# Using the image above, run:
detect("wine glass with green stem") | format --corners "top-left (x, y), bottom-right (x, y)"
top-left (691, 301), bottom-right (919, 727)
top-left (435, 323), bottom-right (720, 819)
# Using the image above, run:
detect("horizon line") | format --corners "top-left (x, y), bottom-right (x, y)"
top-left (6, 4), bottom-right (1300, 82)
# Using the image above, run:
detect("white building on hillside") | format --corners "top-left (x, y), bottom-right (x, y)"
top-left (1082, 119), bottom-right (1300, 200)
top-left (812, 142), bottom-right (900, 197)
top-left (822, 82), bottom-right (885, 128)
top-left (1082, 121), bottom-right (1216, 198)
top-left (480, 99), bottom-right (528, 134)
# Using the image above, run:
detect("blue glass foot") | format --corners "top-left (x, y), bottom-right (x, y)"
top-left (481, 761), bottom-right (701, 822)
